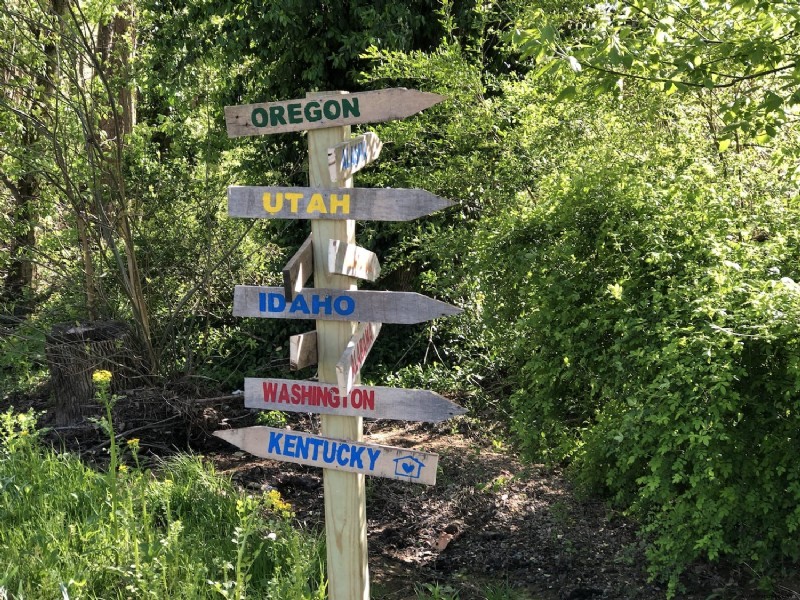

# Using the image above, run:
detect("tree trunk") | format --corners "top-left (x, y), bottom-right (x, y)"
top-left (46, 321), bottom-right (135, 426)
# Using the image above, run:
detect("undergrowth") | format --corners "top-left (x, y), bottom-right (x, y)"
top-left (0, 408), bottom-right (326, 599)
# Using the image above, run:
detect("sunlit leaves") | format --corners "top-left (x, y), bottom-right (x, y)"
top-left (510, 0), bottom-right (800, 143)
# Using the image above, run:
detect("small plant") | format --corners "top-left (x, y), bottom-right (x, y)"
top-left (414, 582), bottom-right (460, 600)
top-left (256, 410), bottom-right (287, 428)
top-left (482, 579), bottom-right (526, 600)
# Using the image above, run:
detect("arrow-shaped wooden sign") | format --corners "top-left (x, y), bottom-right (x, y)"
top-left (328, 240), bottom-right (380, 281)
top-left (245, 377), bottom-right (467, 422)
top-left (336, 322), bottom-right (381, 395)
top-left (215, 426), bottom-right (439, 485)
top-left (282, 233), bottom-right (313, 301)
top-left (290, 330), bottom-right (317, 371)
top-left (224, 88), bottom-right (444, 138)
top-left (228, 186), bottom-right (453, 222)
top-left (328, 132), bottom-right (383, 182)
top-left (233, 286), bottom-right (462, 324)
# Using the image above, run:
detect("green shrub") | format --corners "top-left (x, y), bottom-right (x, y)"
top-left (485, 146), bottom-right (800, 592)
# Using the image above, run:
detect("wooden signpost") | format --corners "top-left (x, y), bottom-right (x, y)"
top-left (336, 321), bottom-right (381, 395)
top-left (224, 88), bottom-right (443, 137)
top-left (233, 286), bottom-right (462, 324)
top-left (289, 331), bottom-right (317, 370)
top-left (282, 233), bottom-right (313, 300)
top-left (217, 88), bottom-right (458, 599)
top-left (228, 185), bottom-right (453, 222)
top-left (328, 240), bottom-right (381, 281)
top-left (328, 132), bottom-right (383, 182)
top-left (215, 426), bottom-right (439, 485)
top-left (244, 377), bottom-right (467, 422)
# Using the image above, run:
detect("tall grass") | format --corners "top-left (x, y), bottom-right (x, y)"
top-left (0, 409), bottom-right (326, 599)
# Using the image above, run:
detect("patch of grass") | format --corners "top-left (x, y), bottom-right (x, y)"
top-left (0, 408), bottom-right (325, 599)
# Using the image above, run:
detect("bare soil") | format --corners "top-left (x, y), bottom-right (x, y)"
top-left (7, 385), bottom-right (800, 600)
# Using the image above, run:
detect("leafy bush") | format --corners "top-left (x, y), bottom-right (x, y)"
top-left (482, 133), bottom-right (800, 591)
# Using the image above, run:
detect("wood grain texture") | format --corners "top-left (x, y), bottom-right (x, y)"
top-left (233, 286), bottom-right (463, 324)
top-left (336, 322), bottom-right (381, 395)
top-left (327, 132), bottom-right (383, 182)
top-left (244, 377), bottom-right (468, 422)
top-left (282, 233), bottom-right (313, 301)
top-left (328, 240), bottom-right (381, 281)
top-left (289, 330), bottom-right (317, 370)
top-left (228, 185), bottom-right (453, 222)
top-left (224, 88), bottom-right (444, 138)
top-left (214, 426), bottom-right (438, 485)
top-left (305, 94), bottom-right (369, 600)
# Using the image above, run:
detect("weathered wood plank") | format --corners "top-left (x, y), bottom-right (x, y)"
top-left (328, 132), bottom-right (383, 182)
top-left (214, 426), bottom-right (439, 485)
top-left (233, 286), bottom-right (462, 324)
top-left (328, 240), bottom-right (381, 281)
top-left (336, 322), bottom-right (381, 395)
top-left (228, 186), bottom-right (453, 222)
top-left (289, 330), bottom-right (317, 370)
top-left (224, 88), bottom-right (444, 138)
top-left (245, 378), bottom-right (467, 422)
top-left (282, 233), bottom-right (313, 301)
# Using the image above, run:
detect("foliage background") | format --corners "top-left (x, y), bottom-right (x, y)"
top-left (2, 0), bottom-right (800, 594)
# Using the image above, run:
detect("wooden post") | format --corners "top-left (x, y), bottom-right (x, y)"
top-left (307, 92), bottom-right (369, 600)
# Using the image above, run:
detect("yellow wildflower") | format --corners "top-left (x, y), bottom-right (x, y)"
top-left (92, 370), bottom-right (112, 385)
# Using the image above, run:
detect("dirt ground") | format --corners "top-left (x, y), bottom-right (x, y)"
top-left (6, 385), bottom-right (800, 600)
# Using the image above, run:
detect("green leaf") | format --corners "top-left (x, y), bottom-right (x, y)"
top-left (555, 85), bottom-right (577, 103)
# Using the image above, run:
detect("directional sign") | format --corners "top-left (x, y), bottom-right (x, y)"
top-left (228, 186), bottom-right (453, 222)
top-left (282, 233), bottom-right (313, 301)
top-left (245, 378), bottom-right (467, 422)
top-left (233, 286), bottom-right (462, 324)
top-left (215, 426), bottom-right (439, 485)
top-left (290, 330), bottom-right (317, 371)
top-left (336, 322), bottom-right (381, 395)
top-left (328, 240), bottom-right (380, 281)
top-left (225, 88), bottom-right (444, 138)
top-left (328, 132), bottom-right (383, 182)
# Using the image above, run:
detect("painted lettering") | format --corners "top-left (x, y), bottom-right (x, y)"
top-left (269, 105), bottom-right (286, 126)
top-left (306, 193), bottom-right (327, 214)
top-left (349, 446), bottom-right (365, 469)
top-left (285, 192), bottom-right (302, 212)
top-left (268, 293), bottom-right (285, 312)
top-left (336, 443), bottom-right (349, 467)
top-left (362, 389), bottom-right (375, 411)
top-left (334, 296), bottom-right (355, 315)
top-left (295, 435), bottom-right (310, 459)
top-left (283, 434), bottom-right (297, 456)
top-left (323, 441), bottom-right (336, 463)
top-left (323, 99), bottom-right (341, 120)
top-left (278, 384), bottom-right (290, 403)
top-left (287, 103), bottom-right (303, 124)
top-left (263, 381), bottom-right (279, 403)
top-left (308, 438), bottom-right (324, 461)
top-left (252, 107), bottom-right (269, 127)
top-left (268, 431), bottom-right (283, 454)
top-left (329, 194), bottom-right (350, 214)
top-left (289, 294), bottom-right (310, 315)
top-left (342, 97), bottom-right (360, 118)
top-left (262, 192), bottom-right (282, 214)
top-left (367, 447), bottom-right (380, 470)
top-left (311, 295), bottom-right (332, 314)
top-left (304, 101), bottom-right (322, 122)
